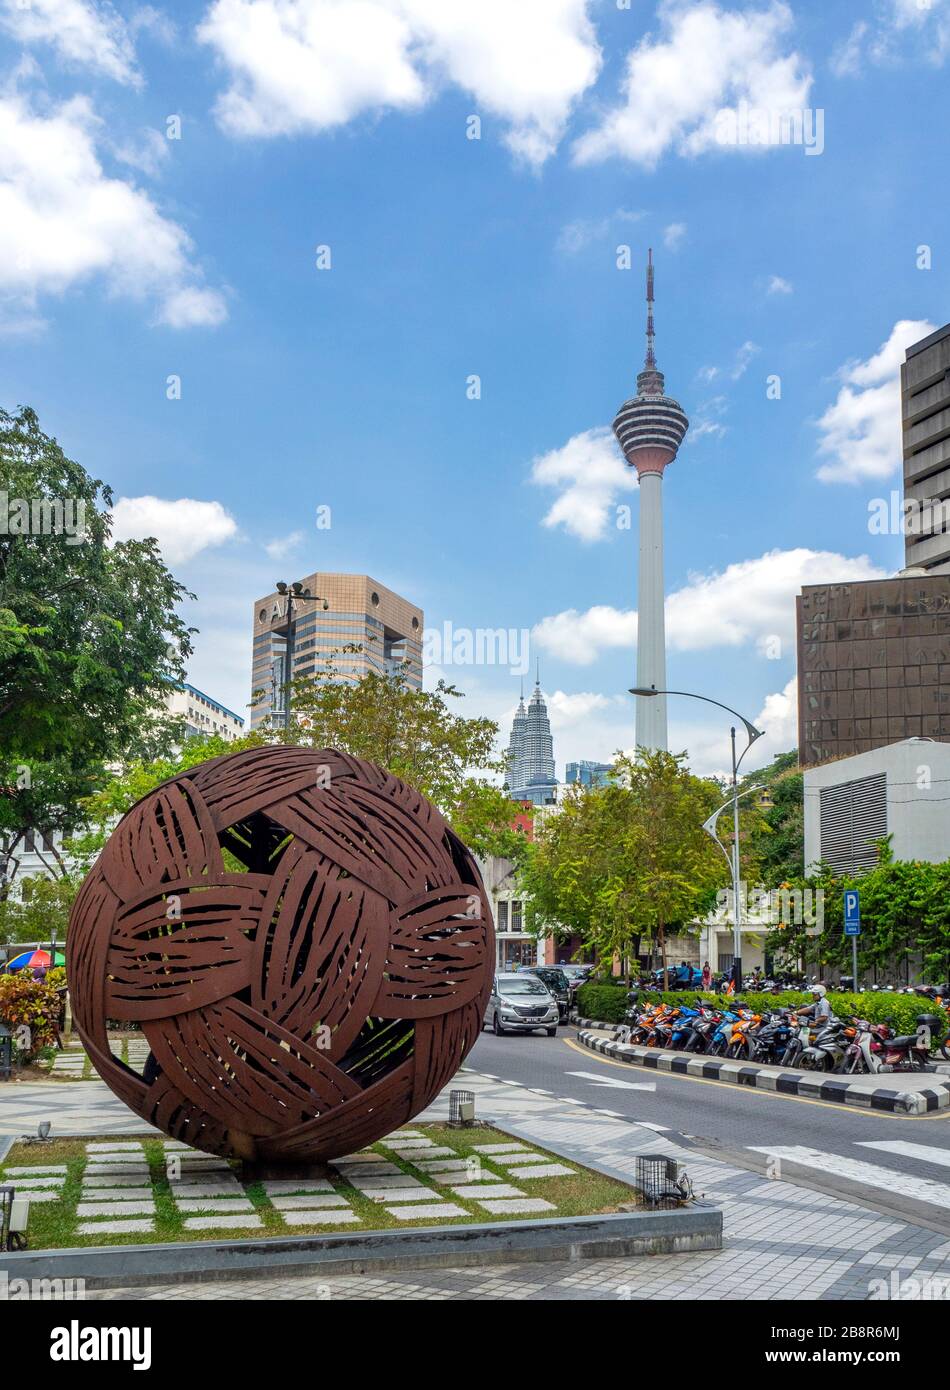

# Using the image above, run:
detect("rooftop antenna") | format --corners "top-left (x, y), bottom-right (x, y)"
top-left (645, 247), bottom-right (656, 370)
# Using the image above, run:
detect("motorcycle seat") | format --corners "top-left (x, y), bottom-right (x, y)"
top-left (889, 1034), bottom-right (919, 1048)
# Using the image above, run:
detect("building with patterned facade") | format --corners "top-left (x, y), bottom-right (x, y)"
top-left (565, 760), bottom-right (613, 788)
top-left (250, 573), bottom-right (422, 729)
top-left (505, 681), bottom-right (558, 806)
top-left (902, 322), bottom-right (950, 573)
top-left (796, 576), bottom-right (950, 768)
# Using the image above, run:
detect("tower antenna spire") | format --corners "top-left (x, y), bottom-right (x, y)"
top-left (645, 247), bottom-right (656, 370)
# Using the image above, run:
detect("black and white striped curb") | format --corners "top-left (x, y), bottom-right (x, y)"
top-left (576, 1027), bottom-right (950, 1116)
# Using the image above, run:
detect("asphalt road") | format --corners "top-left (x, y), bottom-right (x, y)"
top-left (468, 1025), bottom-right (950, 1198)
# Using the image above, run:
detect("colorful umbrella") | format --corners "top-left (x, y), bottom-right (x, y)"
top-left (5, 949), bottom-right (66, 971)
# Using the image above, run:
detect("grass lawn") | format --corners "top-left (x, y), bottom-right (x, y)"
top-left (0, 1123), bottom-right (639, 1249)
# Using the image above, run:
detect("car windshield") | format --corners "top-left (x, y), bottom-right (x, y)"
top-left (499, 979), bottom-right (547, 996)
top-left (537, 970), bottom-right (568, 989)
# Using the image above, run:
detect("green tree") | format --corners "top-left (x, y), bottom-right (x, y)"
top-left (82, 659), bottom-right (525, 863)
top-left (0, 406), bottom-right (192, 891)
top-left (743, 749), bottom-right (804, 887)
top-left (522, 749), bottom-right (727, 986)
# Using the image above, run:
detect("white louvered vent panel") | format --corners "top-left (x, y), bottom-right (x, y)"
top-left (819, 773), bottom-right (887, 874)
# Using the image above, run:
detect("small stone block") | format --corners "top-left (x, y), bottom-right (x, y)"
top-left (385, 1203), bottom-right (467, 1220)
top-left (270, 1193), bottom-right (350, 1209)
top-left (83, 1174), bottom-right (151, 1188)
top-left (79, 1188), bottom-right (153, 1201)
top-left (450, 1184), bottom-right (525, 1199)
top-left (365, 1186), bottom-right (438, 1204)
top-left (477, 1198), bottom-right (556, 1214)
top-left (86, 1143), bottom-right (142, 1153)
top-left (509, 1164), bottom-right (575, 1179)
top-left (77, 1200), bottom-right (155, 1217)
top-left (351, 1174), bottom-right (425, 1190)
top-left (6, 1175), bottom-right (64, 1188)
top-left (175, 1197), bottom-right (254, 1212)
top-left (3, 1165), bottom-right (67, 1175)
top-left (182, 1215), bottom-right (263, 1230)
top-left (262, 1179), bottom-right (334, 1196)
top-left (471, 1144), bottom-right (531, 1154)
top-left (77, 1220), bottom-right (154, 1236)
top-left (280, 1209), bottom-right (361, 1226)
top-left (394, 1146), bottom-right (455, 1159)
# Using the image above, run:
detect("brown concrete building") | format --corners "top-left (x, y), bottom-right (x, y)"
top-left (250, 572), bottom-right (423, 729)
top-left (796, 576), bottom-right (950, 767)
top-left (902, 322), bottom-right (950, 573)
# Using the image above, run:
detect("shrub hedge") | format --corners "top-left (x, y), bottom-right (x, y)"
top-left (576, 983), bottom-right (947, 1043)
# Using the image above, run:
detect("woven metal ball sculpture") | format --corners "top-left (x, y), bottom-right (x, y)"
top-left (67, 746), bottom-right (494, 1162)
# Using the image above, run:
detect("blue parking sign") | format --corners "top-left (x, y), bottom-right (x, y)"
top-left (844, 889), bottom-right (861, 937)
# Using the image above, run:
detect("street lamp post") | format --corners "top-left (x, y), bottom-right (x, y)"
top-left (630, 686), bottom-right (764, 990)
top-left (273, 581), bottom-right (329, 731)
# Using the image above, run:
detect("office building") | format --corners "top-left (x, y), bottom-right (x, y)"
top-left (902, 322), bottom-right (950, 573)
top-left (505, 680), bottom-right (558, 806)
top-left (796, 576), bottom-right (950, 768)
top-left (250, 572), bottom-right (423, 729)
top-left (164, 682), bottom-right (245, 742)
top-left (565, 760), bottom-right (613, 788)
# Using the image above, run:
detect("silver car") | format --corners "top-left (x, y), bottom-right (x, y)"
top-left (483, 973), bottom-right (560, 1036)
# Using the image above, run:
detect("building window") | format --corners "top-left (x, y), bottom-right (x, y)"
top-left (510, 901), bottom-right (522, 932)
top-left (497, 901), bottom-right (508, 931)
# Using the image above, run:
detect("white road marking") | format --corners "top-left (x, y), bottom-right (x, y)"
top-left (748, 1145), bottom-right (950, 1211)
top-left (857, 1140), bottom-right (950, 1169)
top-left (566, 1070), bottom-right (657, 1092)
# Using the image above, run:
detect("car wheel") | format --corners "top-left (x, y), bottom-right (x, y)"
top-left (492, 1012), bottom-right (505, 1036)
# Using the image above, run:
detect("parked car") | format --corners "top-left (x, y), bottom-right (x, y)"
top-left (519, 966), bottom-right (572, 1021)
top-left (483, 974), bottom-right (560, 1036)
top-left (558, 964), bottom-right (595, 996)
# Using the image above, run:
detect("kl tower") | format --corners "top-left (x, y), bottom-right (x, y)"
top-left (613, 249), bottom-right (689, 752)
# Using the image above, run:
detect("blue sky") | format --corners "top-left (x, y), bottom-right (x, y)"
top-left (1, 0), bottom-right (947, 777)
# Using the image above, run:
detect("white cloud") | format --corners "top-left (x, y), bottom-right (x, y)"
top-left (533, 547), bottom-right (887, 665)
top-left (663, 221), bottom-right (687, 250)
top-left (731, 339), bottom-right (760, 379)
top-left (832, 1), bottom-right (950, 74)
top-left (555, 207), bottom-right (642, 254)
top-left (751, 675), bottom-right (798, 763)
top-left (572, 0), bottom-right (811, 168)
top-left (198, 0), bottom-right (601, 165)
top-left (830, 20), bottom-right (868, 78)
top-left (697, 339), bottom-right (759, 384)
top-left (0, 93), bottom-right (227, 328)
top-left (157, 285), bottom-right (229, 328)
top-left (112, 127), bottom-right (170, 178)
top-left (111, 497), bottom-right (239, 565)
top-left (530, 426), bottom-right (635, 542)
top-left (533, 606), bottom-right (637, 666)
top-left (264, 530), bottom-right (304, 560)
top-left (0, 0), bottom-right (141, 85)
top-left (815, 318), bottom-right (935, 483)
top-left (767, 274), bottom-right (793, 294)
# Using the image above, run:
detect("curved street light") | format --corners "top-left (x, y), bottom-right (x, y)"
top-left (629, 684), bottom-right (765, 987)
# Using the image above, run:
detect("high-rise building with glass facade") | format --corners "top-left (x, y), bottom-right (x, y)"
top-left (566, 760), bottom-right (613, 788)
top-left (505, 682), bottom-right (558, 806)
top-left (250, 572), bottom-right (422, 729)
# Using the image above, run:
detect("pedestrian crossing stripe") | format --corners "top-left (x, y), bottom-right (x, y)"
top-left (749, 1144), bottom-right (950, 1211)
top-left (856, 1140), bottom-right (950, 1169)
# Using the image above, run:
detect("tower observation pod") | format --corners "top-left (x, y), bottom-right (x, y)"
top-left (612, 250), bottom-right (689, 752)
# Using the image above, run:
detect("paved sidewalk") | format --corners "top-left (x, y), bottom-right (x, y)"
top-left (62, 1068), bottom-right (950, 1301)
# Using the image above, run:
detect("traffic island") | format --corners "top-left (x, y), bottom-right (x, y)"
top-left (575, 1022), bottom-right (950, 1115)
top-left (0, 1122), bottom-right (720, 1286)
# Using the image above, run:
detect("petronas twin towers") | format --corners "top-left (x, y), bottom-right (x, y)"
top-left (506, 680), bottom-right (557, 807)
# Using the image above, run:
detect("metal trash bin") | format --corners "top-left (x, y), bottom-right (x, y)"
top-left (636, 1154), bottom-right (690, 1209)
top-left (449, 1089), bottom-right (476, 1127)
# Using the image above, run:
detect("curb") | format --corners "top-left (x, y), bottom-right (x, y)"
top-left (575, 1025), bottom-right (950, 1116)
top-left (0, 1208), bottom-right (722, 1288)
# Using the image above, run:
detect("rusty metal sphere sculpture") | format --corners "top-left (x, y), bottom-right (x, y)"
top-left (67, 747), bottom-right (494, 1162)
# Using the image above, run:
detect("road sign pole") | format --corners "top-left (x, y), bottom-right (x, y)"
top-left (852, 934), bottom-right (858, 993)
